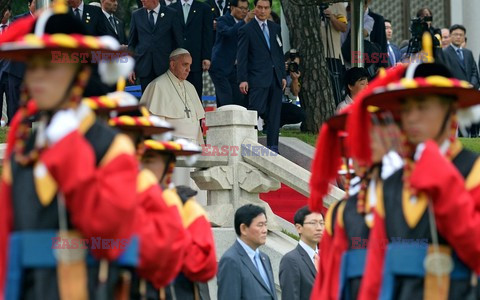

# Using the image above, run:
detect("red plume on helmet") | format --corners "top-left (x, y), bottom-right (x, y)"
top-left (346, 65), bottom-right (407, 165)
top-left (309, 106), bottom-right (351, 213)
top-left (0, 15), bottom-right (36, 45)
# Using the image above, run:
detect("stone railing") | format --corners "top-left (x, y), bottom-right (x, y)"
top-left (182, 105), bottom-right (344, 230)
top-left (185, 105), bottom-right (344, 299)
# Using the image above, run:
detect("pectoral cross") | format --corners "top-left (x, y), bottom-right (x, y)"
top-left (184, 106), bottom-right (191, 118)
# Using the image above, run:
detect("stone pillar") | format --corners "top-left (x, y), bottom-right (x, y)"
top-left (191, 105), bottom-right (281, 228)
top-left (461, 0), bottom-right (480, 60)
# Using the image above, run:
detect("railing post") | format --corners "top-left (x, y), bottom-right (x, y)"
top-left (191, 105), bottom-right (281, 228)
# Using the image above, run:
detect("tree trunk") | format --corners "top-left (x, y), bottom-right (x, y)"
top-left (280, 0), bottom-right (336, 133)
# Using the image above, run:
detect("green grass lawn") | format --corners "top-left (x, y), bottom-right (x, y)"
top-left (280, 129), bottom-right (480, 154)
top-left (0, 127), bottom-right (7, 144)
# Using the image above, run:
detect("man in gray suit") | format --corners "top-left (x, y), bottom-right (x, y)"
top-left (279, 206), bottom-right (324, 300)
top-left (217, 204), bottom-right (277, 300)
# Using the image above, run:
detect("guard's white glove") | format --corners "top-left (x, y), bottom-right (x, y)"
top-left (46, 109), bottom-right (80, 144)
top-left (381, 150), bottom-right (404, 179)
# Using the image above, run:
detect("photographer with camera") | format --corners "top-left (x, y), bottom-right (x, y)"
top-left (280, 49), bottom-right (305, 129)
top-left (405, 7), bottom-right (442, 58)
top-left (320, 2), bottom-right (347, 106)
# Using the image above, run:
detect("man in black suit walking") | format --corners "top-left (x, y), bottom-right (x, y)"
top-left (209, 0), bottom-right (250, 108)
top-left (128, 0), bottom-right (183, 92)
top-left (67, 0), bottom-right (109, 36)
top-left (101, 0), bottom-right (128, 46)
top-left (279, 206), bottom-right (324, 300)
top-left (170, 0), bottom-right (213, 98)
top-left (237, 0), bottom-right (286, 153)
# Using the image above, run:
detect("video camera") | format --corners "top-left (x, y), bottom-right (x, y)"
top-left (407, 16), bottom-right (433, 54)
top-left (287, 49), bottom-right (299, 73)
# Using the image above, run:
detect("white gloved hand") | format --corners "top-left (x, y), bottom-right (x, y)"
top-left (413, 143), bottom-right (426, 162)
top-left (46, 109), bottom-right (80, 145)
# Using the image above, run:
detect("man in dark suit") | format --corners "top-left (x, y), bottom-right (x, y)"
top-left (207, 0), bottom-right (229, 19)
top-left (0, 6), bottom-right (16, 125)
top-left (209, 0), bottom-right (250, 108)
top-left (206, 0), bottom-right (230, 45)
top-left (67, 0), bottom-right (108, 36)
top-left (1, 2), bottom-right (37, 125)
top-left (14, 0), bottom-right (35, 20)
top-left (217, 204), bottom-right (277, 300)
top-left (128, 0), bottom-right (183, 92)
top-left (443, 24), bottom-right (480, 89)
top-left (384, 19), bottom-right (401, 67)
top-left (237, 0), bottom-right (286, 153)
top-left (170, 0), bottom-right (213, 98)
top-left (279, 206), bottom-right (324, 300)
top-left (101, 0), bottom-right (127, 45)
top-left (366, 0), bottom-right (387, 68)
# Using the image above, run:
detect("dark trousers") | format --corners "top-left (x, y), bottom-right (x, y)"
top-left (249, 74), bottom-right (282, 152)
top-left (0, 73), bottom-right (21, 124)
top-left (326, 58), bottom-right (346, 106)
top-left (187, 70), bottom-right (203, 98)
top-left (140, 70), bottom-right (159, 93)
top-left (280, 102), bottom-right (305, 127)
top-left (210, 69), bottom-right (247, 108)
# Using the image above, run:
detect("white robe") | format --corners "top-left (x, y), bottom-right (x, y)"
top-left (140, 70), bottom-right (205, 144)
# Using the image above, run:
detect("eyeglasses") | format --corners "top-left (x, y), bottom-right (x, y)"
top-left (235, 6), bottom-right (249, 11)
top-left (451, 33), bottom-right (465, 37)
top-left (303, 221), bottom-right (325, 227)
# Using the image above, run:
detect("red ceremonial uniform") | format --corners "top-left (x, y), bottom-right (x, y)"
top-left (134, 170), bottom-right (188, 287)
top-left (0, 113), bottom-right (139, 298)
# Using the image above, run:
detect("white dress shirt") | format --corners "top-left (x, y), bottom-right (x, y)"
top-left (255, 16), bottom-right (269, 36)
top-left (74, 0), bottom-right (85, 19)
top-left (299, 240), bottom-right (318, 265)
top-left (237, 238), bottom-right (259, 266)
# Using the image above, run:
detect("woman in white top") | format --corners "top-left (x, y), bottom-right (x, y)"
top-left (336, 67), bottom-right (369, 113)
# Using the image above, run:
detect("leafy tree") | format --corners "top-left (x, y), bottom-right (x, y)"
top-left (280, 0), bottom-right (335, 132)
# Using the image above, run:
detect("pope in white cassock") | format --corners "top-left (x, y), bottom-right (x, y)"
top-left (140, 48), bottom-right (205, 144)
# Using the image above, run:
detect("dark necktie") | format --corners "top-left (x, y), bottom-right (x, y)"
top-left (109, 16), bottom-right (117, 34)
top-left (217, 0), bottom-right (224, 11)
top-left (74, 8), bottom-right (81, 20)
top-left (148, 10), bottom-right (155, 29)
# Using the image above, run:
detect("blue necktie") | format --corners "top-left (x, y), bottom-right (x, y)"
top-left (254, 252), bottom-right (271, 290)
top-left (148, 10), bottom-right (155, 29)
top-left (456, 48), bottom-right (465, 67)
top-left (262, 23), bottom-right (270, 49)
top-left (388, 44), bottom-right (396, 66)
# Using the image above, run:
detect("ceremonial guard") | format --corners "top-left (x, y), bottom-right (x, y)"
top-left (0, 1), bottom-right (141, 298)
top-left (347, 39), bottom-right (480, 299)
top-left (309, 102), bottom-right (402, 300)
top-left (139, 138), bottom-right (217, 300)
top-left (88, 96), bottom-right (193, 299)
